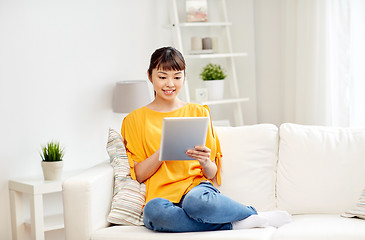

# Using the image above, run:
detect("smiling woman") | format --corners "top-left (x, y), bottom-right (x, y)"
top-left (152, 69), bottom-right (184, 97)
top-left (146, 47), bottom-right (187, 112)
top-left (120, 46), bottom-right (291, 233)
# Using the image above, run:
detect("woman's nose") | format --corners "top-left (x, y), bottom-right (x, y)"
top-left (166, 78), bottom-right (174, 87)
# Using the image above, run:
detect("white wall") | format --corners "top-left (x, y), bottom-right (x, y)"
top-left (0, 1), bottom-right (282, 239)
top-left (253, 0), bottom-right (282, 126)
top-left (0, 1), bottom-right (171, 239)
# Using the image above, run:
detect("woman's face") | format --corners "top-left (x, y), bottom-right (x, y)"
top-left (149, 68), bottom-right (184, 101)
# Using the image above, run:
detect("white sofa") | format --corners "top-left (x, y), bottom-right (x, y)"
top-left (63, 123), bottom-right (365, 240)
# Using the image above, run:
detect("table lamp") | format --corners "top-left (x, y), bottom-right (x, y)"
top-left (113, 80), bottom-right (151, 113)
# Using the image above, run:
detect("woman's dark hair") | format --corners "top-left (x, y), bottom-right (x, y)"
top-left (148, 47), bottom-right (186, 77)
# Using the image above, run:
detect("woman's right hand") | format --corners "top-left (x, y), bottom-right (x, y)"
top-left (134, 148), bottom-right (162, 183)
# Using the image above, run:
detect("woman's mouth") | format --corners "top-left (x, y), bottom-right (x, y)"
top-left (163, 89), bottom-right (175, 95)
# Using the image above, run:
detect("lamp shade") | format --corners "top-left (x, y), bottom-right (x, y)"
top-left (113, 80), bottom-right (151, 113)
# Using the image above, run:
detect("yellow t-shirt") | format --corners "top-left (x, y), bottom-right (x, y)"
top-left (121, 103), bottom-right (222, 204)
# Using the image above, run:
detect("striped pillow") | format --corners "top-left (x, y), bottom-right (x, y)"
top-left (342, 188), bottom-right (365, 220)
top-left (106, 128), bottom-right (146, 226)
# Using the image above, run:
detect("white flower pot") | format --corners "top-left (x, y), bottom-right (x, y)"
top-left (41, 161), bottom-right (64, 180)
top-left (204, 80), bottom-right (225, 100)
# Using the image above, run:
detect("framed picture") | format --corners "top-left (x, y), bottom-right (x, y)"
top-left (186, 0), bottom-right (208, 22)
top-left (195, 88), bottom-right (208, 101)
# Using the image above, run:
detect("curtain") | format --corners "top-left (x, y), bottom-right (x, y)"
top-left (349, 0), bottom-right (365, 127)
top-left (282, 0), bottom-right (351, 126)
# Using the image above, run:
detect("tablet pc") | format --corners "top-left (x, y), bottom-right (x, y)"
top-left (159, 117), bottom-right (209, 161)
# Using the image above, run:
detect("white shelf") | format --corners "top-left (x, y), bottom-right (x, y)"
top-left (185, 52), bottom-right (248, 59)
top-left (9, 170), bottom-right (82, 240)
top-left (44, 214), bottom-right (64, 231)
top-left (200, 97), bottom-right (249, 106)
top-left (178, 22), bottom-right (232, 27)
top-left (169, 0), bottom-right (251, 125)
top-left (25, 214), bottom-right (64, 232)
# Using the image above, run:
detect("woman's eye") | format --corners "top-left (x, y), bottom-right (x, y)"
top-left (159, 76), bottom-right (166, 79)
top-left (175, 77), bottom-right (181, 80)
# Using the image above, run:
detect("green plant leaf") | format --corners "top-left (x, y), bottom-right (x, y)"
top-left (40, 141), bottom-right (64, 162)
top-left (200, 63), bottom-right (227, 80)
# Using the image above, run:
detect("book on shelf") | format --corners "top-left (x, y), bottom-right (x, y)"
top-left (186, 0), bottom-right (208, 22)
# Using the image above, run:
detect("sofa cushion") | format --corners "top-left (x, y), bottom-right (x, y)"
top-left (106, 128), bottom-right (146, 226)
top-left (272, 214), bottom-right (365, 240)
top-left (91, 225), bottom-right (277, 240)
top-left (215, 124), bottom-right (278, 211)
top-left (277, 123), bottom-right (365, 214)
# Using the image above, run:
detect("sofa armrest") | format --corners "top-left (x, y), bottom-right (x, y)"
top-left (63, 162), bottom-right (114, 240)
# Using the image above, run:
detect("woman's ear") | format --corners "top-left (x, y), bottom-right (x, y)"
top-left (147, 70), bottom-right (152, 83)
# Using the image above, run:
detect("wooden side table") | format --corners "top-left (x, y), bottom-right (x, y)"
top-left (9, 175), bottom-right (68, 240)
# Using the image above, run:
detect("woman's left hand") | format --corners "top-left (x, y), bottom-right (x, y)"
top-left (186, 145), bottom-right (211, 167)
top-left (186, 145), bottom-right (217, 179)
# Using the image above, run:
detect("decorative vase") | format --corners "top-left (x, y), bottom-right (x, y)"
top-left (41, 161), bottom-right (64, 180)
top-left (204, 80), bottom-right (225, 100)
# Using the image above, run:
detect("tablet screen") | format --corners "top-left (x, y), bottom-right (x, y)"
top-left (159, 117), bottom-right (209, 161)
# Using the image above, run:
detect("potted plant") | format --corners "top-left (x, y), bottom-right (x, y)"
top-left (200, 63), bottom-right (227, 100)
top-left (40, 141), bottom-right (64, 180)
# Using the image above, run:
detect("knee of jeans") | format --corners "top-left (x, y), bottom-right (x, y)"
top-left (143, 198), bottom-right (174, 224)
top-left (144, 198), bottom-right (165, 221)
top-left (182, 189), bottom-right (217, 215)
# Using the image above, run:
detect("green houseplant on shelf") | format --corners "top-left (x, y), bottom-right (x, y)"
top-left (40, 141), bottom-right (64, 180)
top-left (200, 63), bottom-right (227, 100)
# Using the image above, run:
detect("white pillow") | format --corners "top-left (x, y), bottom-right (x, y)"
top-left (216, 124), bottom-right (278, 211)
top-left (277, 123), bottom-right (365, 214)
top-left (106, 128), bottom-right (146, 226)
top-left (342, 188), bottom-right (365, 220)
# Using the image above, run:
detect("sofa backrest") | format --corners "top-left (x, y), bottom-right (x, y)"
top-left (277, 123), bottom-right (365, 214)
top-left (216, 124), bottom-right (279, 211)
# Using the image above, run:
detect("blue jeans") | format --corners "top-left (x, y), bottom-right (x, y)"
top-left (143, 182), bottom-right (257, 232)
